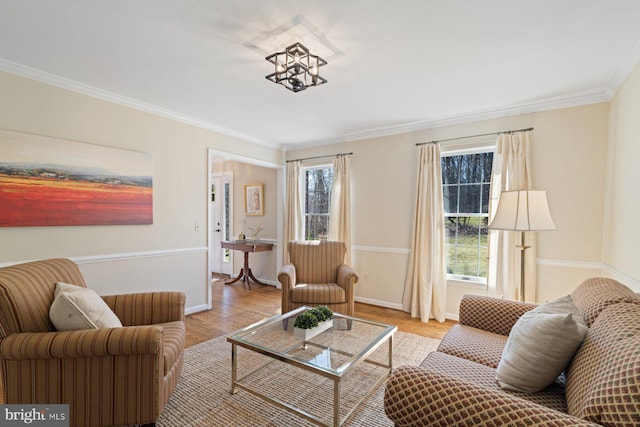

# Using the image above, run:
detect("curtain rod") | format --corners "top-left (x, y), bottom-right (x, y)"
top-left (286, 152), bottom-right (353, 163)
top-left (416, 127), bottom-right (534, 146)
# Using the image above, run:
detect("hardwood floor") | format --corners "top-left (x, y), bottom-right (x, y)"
top-left (185, 279), bottom-right (456, 347)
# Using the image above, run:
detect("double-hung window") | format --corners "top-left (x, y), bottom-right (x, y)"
top-left (303, 165), bottom-right (334, 240)
top-left (441, 148), bottom-right (494, 281)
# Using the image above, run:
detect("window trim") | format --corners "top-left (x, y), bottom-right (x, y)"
top-left (441, 140), bottom-right (495, 284)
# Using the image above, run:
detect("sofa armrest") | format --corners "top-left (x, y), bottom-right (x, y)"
top-left (459, 294), bottom-right (537, 336)
top-left (384, 366), bottom-right (599, 427)
top-left (277, 263), bottom-right (296, 291)
top-left (0, 326), bottom-right (163, 360)
top-left (102, 291), bottom-right (185, 326)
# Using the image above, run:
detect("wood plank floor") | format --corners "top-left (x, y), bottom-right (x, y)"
top-left (186, 279), bottom-right (456, 347)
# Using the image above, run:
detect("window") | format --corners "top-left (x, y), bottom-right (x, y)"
top-left (441, 150), bottom-right (493, 281)
top-left (303, 166), bottom-right (334, 240)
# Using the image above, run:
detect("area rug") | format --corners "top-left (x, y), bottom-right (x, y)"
top-left (157, 331), bottom-right (440, 426)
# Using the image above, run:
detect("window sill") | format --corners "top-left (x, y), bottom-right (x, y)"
top-left (446, 277), bottom-right (487, 289)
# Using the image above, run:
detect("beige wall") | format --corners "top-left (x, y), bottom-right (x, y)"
top-left (604, 62), bottom-right (640, 288)
top-left (287, 103), bottom-right (611, 318)
top-left (0, 71), bottom-right (282, 313)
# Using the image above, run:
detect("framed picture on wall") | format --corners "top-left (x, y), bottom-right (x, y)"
top-left (245, 183), bottom-right (264, 216)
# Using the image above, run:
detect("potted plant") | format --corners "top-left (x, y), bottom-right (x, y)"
top-left (293, 306), bottom-right (334, 340)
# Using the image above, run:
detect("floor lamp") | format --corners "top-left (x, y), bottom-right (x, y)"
top-left (489, 190), bottom-right (556, 301)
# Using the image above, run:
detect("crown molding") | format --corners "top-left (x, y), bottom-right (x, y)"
top-left (606, 35), bottom-right (640, 98)
top-left (284, 88), bottom-right (611, 151)
top-left (0, 59), bottom-right (280, 149)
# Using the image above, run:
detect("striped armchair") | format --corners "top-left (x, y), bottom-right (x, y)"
top-left (278, 241), bottom-right (359, 322)
top-left (0, 258), bottom-right (186, 427)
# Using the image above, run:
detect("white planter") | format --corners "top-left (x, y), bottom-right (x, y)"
top-left (294, 319), bottom-right (333, 341)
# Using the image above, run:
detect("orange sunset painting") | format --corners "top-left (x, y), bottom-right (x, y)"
top-left (0, 130), bottom-right (152, 227)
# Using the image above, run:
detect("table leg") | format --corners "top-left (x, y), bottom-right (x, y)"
top-left (231, 343), bottom-right (238, 395)
top-left (225, 268), bottom-right (245, 285)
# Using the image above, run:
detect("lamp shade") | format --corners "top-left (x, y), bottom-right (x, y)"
top-left (489, 190), bottom-right (556, 231)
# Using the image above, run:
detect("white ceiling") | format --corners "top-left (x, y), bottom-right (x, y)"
top-left (1, 1), bottom-right (640, 150)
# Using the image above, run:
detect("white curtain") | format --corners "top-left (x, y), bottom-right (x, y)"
top-left (402, 144), bottom-right (447, 322)
top-left (487, 132), bottom-right (536, 301)
top-left (329, 155), bottom-right (352, 265)
top-left (284, 161), bottom-right (302, 262)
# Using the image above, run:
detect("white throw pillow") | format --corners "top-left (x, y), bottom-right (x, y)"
top-left (496, 310), bottom-right (588, 393)
top-left (49, 282), bottom-right (122, 330)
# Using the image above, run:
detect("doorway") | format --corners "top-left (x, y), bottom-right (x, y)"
top-left (206, 148), bottom-right (284, 310)
top-left (210, 171), bottom-right (233, 276)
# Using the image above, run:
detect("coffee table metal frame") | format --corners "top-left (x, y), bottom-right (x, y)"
top-left (226, 306), bottom-right (397, 427)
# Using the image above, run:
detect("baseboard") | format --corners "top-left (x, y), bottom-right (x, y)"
top-left (355, 296), bottom-right (403, 310)
top-left (186, 304), bottom-right (210, 315)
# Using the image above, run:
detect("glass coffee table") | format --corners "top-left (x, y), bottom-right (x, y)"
top-left (226, 306), bottom-right (397, 427)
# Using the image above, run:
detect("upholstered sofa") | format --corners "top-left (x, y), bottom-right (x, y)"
top-left (0, 258), bottom-right (186, 427)
top-left (384, 277), bottom-right (640, 426)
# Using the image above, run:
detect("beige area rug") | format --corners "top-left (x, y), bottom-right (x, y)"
top-left (158, 331), bottom-right (440, 426)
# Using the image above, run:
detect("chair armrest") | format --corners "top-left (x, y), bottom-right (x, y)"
top-left (102, 291), bottom-right (185, 326)
top-left (384, 366), bottom-right (599, 427)
top-left (277, 264), bottom-right (296, 291)
top-left (0, 326), bottom-right (163, 360)
top-left (458, 295), bottom-right (537, 336)
top-left (336, 264), bottom-right (358, 288)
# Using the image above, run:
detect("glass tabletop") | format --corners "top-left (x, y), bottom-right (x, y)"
top-left (227, 306), bottom-right (397, 377)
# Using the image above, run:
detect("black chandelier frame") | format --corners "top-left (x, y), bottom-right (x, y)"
top-left (265, 42), bottom-right (327, 93)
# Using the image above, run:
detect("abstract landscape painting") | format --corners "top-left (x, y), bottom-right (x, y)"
top-left (0, 130), bottom-right (153, 227)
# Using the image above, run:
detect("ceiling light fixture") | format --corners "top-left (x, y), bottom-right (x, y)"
top-left (265, 42), bottom-right (327, 93)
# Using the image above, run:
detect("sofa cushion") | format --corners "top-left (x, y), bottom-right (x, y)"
top-left (49, 282), bottom-right (122, 330)
top-left (422, 351), bottom-right (568, 412)
top-left (566, 303), bottom-right (640, 426)
top-left (290, 283), bottom-right (346, 304)
top-left (571, 277), bottom-right (639, 327)
top-left (496, 310), bottom-right (588, 393)
top-left (437, 324), bottom-right (507, 368)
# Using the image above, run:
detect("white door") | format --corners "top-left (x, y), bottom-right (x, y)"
top-left (210, 172), bottom-right (233, 275)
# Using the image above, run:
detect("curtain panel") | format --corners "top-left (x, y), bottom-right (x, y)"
top-left (329, 155), bottom-right (352, 265)
top-left (402, 143), bottom-right (447, 322)
top-left (284, 161), bottom-right (302, 262)
top-left (487, 132), bottom-right (536, 301)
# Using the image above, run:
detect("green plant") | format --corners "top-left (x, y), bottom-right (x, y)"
top-left (293, 311), bottom-right (319, 329)
top-left (293, 306), bottom-right (334, 329)
top-left (313, 305), bottom-right (334, 322)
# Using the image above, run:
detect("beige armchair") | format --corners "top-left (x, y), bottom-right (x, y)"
top-left (0, 258), bottom-right (185, 427)
top-left (278, 241), bottom-right (359, 324)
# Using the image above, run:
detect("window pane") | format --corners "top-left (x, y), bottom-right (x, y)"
top-left (480, 152), bottom-right (493, 182)
top-left (481, 183), bottom-right (491, 213)
top-left (459, 184), bottom-right (481, 213)
top-left (443, 185), bottom-right (458, 214)
top-left (441, 156), bottom-right (460, 185)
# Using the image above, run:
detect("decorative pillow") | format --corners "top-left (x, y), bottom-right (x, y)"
top-left (531, 294), bottom-right (587, 327)
top-left (496, 308), bottom-right (588, 393)
top-left (49, 282), bottom-right (122, 330)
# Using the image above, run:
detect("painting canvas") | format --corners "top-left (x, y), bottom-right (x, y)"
top-left (0, 130), bottom-right (153, 227)
top-left (244, 183), bottom-right (264, 216)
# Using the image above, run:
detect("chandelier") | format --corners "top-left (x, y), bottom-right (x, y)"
top-left (265, 42), bottom-right (327, 93)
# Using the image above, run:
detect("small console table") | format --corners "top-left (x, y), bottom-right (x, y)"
top-left (221, 240), bottom-right (274, 289)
